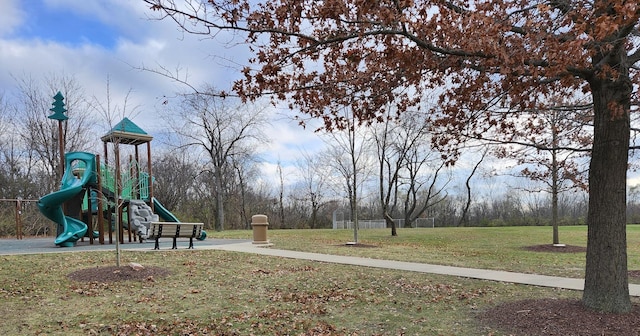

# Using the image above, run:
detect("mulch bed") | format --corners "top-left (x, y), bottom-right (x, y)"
top-left (480, 244), bottom-right (640, 335)
top-left (478, 299), bottom-right (640, 335)
top-left (522, 244), bottom-right (587, 253)
top-left (67, 265), bottom-right (171, 282)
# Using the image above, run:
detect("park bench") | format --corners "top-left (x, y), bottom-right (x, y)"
top-left (148, 222), bottom-right (204, 250)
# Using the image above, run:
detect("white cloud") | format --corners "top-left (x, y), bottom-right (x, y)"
top-left (258, 161), bottom-right (300, 184)
top-left (0, 0), bottom-right (24, 37)
top-left (0, 0), bottom-right (332, 194)
top-left (260, 118), bottom-right (324, 161)
top-left (0, 0), bottom-right (251, 132)
top-left (628, 175), bottom-right (640, 188)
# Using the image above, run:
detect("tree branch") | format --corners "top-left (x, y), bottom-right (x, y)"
top-left (459, 132), bottom-right (593, 152)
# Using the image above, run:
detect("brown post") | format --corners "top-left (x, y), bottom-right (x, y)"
top-left (87, 190), bottom-right (93, 244)
top-left (103, 142), bottom-right (113, 244)
top-left (96, 155), bottom-right (105, 244)
top-left (15, 198), bottom-right (23, 240)
top-left (146, 141), bottom-right (153, 207)
top-left (251, 214), bottom-right (270, 245)
top-left (115, 143), bottom-right (124, 244)
top-left (58, 121), bottom-right (65, 180)
top-left (60, 130), bottom-right (67, 217)
top-left (128, 154), bottom-right (134, 242)
top-left (134, 145), bottom-right (140, 199)
top-left (103, 142), bottom-right (109, 168)
top-left (107, 210), bottom-right (113, 244)
top-left (127, 203), bottom-right (133, 242)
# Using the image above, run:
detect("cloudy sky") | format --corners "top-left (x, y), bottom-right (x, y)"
top-left (0, 0), bottom-right (325, 183)
top-left (6, 0), bottom-right (634, 197)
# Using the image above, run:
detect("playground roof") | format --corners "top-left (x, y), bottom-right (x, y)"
top-left (101, 118), bottom-right (153, 145)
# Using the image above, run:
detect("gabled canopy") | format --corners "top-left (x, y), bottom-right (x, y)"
top-left (101, 117), bottom-right (153, 145)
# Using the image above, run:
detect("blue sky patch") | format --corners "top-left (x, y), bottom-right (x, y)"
top-left (15, 1), bottom-right (118, 48)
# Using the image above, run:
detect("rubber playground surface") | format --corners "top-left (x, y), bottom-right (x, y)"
top-left (0, 236), bottom-right (251, 256)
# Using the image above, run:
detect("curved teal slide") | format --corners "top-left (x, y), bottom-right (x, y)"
top-left (152, 197), bottom-right (206, 240)
top-left (38, 152), bottom-right (96, 247)
top-left (151, 197), bottom-right (180, 222)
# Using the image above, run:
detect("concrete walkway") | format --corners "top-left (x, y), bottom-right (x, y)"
top-left (0, 237), bottom-right (250, 255)
top-left (3, 238), bottom-right (639, 296)
top-left (206, 242), bottom-right (640, 297)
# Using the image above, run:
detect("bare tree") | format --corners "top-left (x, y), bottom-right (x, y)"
top-left (322, 107), bottom-right (373, 243)
top-left (14, 74), bottom-right (97, 190)
top-left (152, 150), bottom-right (198, 212)
top-left (372, 113), bottom-right (403, 236)
top-left (399, 135), bottom-right (449, 228)
top-left (167, 90), bottom-right (269, 231)
top-left (0, 133), bottom-right (39, 198)
top-left (91, 77), bottom-right (144, 266)
top-left (0, 93), bottom-right (39, 198)
top-left (458, 149), bottom-right (488, 227)
top-left (230, 154), bottom-right (260, 229)
top-left (372, 109), bottom-right (449, 234)
top-left (293, 150), bottom-right (331, 229)
top-left (492, 98), bottom-right (591, 245)
top-left (276, 161), bottom-right (286, 228)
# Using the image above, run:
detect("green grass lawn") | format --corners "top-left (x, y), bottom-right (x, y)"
top-left (214, 225), bottom-right (640, 280)
top-left (2, 225), bottom-right (639, 335)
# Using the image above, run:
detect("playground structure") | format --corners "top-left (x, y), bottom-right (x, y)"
top-left (37, 117), bottom-right (205, 247)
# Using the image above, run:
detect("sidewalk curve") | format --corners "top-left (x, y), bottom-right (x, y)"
top-left (208, 242), bottom-right (640, 297)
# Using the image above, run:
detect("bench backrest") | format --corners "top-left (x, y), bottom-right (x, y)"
top-left (148, 222), bottom-right (203, 239)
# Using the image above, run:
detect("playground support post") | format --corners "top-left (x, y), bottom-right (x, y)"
top-left (48, 92), bottom-right (68, 181)
top-left (115, 143), bottom-right (124, 244)
top-left (146, 141), bottom-right (153, 209)
top-left (48, 92), bottom-right (68, 229)
top-left (58, 121), bottom-right (64, 179)
top-left (86, 189), bottom-right (94, 245)
top-left (96, 154), bottom-right (105, 244)
top-left (15, 198), bottom-right (23, 239)
top-left (103, 141), bottom-right (114, 244)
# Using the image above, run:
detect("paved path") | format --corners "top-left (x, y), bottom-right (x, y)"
top-left (207, 242), bottom-right (640, 297)
top-left (0, 237), bottom-right (250, 255)
top-left (3, 238), bottom-right (640, 296)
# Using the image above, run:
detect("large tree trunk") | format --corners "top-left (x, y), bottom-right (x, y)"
top-left (582, 69), bottom-right (632, 312)
top-left (384, 211), bottom-right (397, 236)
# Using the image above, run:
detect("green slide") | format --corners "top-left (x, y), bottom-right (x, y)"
top-left (151, 197), bottom-right (180, 222)
top-left (38, 152), bottom-right (97, 247)
top-left (152, 197), bottom-right (206, 240)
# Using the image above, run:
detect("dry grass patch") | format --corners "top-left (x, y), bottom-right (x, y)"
top-left (0, 249), bottom-right (581, 335)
